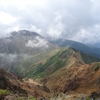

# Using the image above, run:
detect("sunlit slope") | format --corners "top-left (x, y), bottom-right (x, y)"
top-left (25, 48), bottom-right (100, 79)
top-left (0, 30), bottom-right (59, 75)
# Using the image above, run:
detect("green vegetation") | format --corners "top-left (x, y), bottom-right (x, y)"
top-left (15, 97), bottom-right (25, 100)
top-left (0, 89), bottom-right (10, 96)
top-left (15, 97), bottom-right (35, 100)
top-left (11, 48), bottom-right (60, 77)
top-left (94, 63), bottom-right (100, 71)
top-left (86, 98), bottom-right (90, 100)
top-left (81, 52), bottom-right (100, 64)
top-left (72, 48), bottom-right (100, 64)
top-left (29, 97), bottom-right (35, 100)
top-left (25, 48), bottom-right (70, 78)
top-left (53, 58), bottom-right (67, 72)
top-left (24, 48), bottom-right (100, 79)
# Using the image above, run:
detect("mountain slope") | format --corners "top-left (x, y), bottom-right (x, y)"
top-left (23, 47), bottom-right (100, 99)
top-left (0, 30), bottom-right (58, 76)
top-left (37, 48), bottom-right (100, 99)
top-left (0, 68), bottom-right (52, 100)
top-left (0, 30), bottom-right (55, 54)
top-left (49, 38), bottom-right (100, 58)
top-left (0, 46), bottom-right (100, 99)
top-left (43, 62), bottom-right (100, 100)
top-left (25, 48), bottom-right (100, 79)
top-left (0, 68), bottom-right (27, 99)
top-left (87, 42), bottom-right (100, 48)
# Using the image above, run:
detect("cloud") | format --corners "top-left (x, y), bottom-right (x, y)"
top-left (0, 11), bottom-right (16, 25)
top-left (71, 25), bottom-right (100, 44)
top-left (46, 0), bottom-right (100, 44)
top-left (26, 36), bottom-right (48, 48)
top-left (0, 53), bottom-right (17, 63)
top-left (47, 11), bottom-right (65, 38)
top-left (0, 0), bottom-right (100, 44)
top-left (25, 25), bottom-right (42, 34)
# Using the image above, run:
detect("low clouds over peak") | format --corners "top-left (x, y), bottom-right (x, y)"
top-left (0, 0), bottom-right (100, 44)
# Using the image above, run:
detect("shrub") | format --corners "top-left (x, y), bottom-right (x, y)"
top-left (94, 66), bottom-right (99, 71)
top-left (0, 89), bottom-right (10, 96)
top-left (29, 96), bottom-right (35, 100)
top-left (15, 97), bottom-right (25, 100)
top-left (94, 63), bottom-right (100, 71)
top-left (86, 98), bottom-right (90, 100)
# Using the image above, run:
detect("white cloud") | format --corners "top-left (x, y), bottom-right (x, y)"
top-left (47, 15), bottom-right (64, 38)
top-left (6, 25), bottom-right (20, 33)
top-left (0, 0), bottom-right (47, 9)
top-left (0, 24), bottom-right (43, 37)
top-left (0, 0), bottom-right (100, 44)
top-left (27, 25), bottom-right (42, 34)
top-left (0, 11), bottom-right (16, 25)
top-left (47, 10), bottom-right (69, 38)
top-left (0, 53), bottom-right (17, 63)
top-left (71, 28), bottom-right (100, 44)
top-left (26, 36), bottom-right (48, 48)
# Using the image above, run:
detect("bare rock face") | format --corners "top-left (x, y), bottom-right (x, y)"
top-left (4, 95), bottom-right (15, 100)
top-left (0, 69), bottom-right (8, 89)
top-left (0, 77), bottom-right (7, 89)
top-left (0, 68), bottom-right (28, 97)
top-left (64, 78), bottom-right (80, 93)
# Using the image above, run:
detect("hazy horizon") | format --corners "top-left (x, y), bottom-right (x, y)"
top-left (0, 0), bottom-right (100, 44)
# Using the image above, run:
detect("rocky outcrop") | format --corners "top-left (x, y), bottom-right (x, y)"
top-left (0, 68), bottom-right (27, 97)
top-left (0, 69), bottom-right (9, 89)
top-left (64, 78), bottom-right (80, 93)
top-left (4, 95), bottom-right (15, 100)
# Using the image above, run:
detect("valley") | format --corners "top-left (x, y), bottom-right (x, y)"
top-left (0, 30), bottom-right (100, 100)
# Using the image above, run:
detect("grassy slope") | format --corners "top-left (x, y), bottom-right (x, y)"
top-left (25, 48), bottom-right (69, 78)
top-left (72, 48), bottom-right (100, 64)
top-left (11, 47), bottom-right (59, 77)
top-left (25, 48), bottom-right (100, 79)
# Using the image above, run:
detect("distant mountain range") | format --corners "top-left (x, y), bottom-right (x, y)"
top-left (87, 42), bottom-right (100, 48)
top-left (0, 30), bottom-right (55, 54)
top-left (48, 38), bottom-right (100, 58)
top-left (0, 30), bottom-right (100, 99)
top-left (0, 30), bottom-right (58, 74)
top-left (25, 47), bottom-right (100, 79)
top-left (24, 47), bottom-right (100, 99)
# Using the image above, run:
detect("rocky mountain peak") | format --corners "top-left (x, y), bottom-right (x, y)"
top-left (10, 30), bottom-right (42, 37)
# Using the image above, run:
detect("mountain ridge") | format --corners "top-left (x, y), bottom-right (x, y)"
top-left (48, 38), bottom-right (100, 58)
top-left (0, 30), bottom-right (59, 76)
top-left (25, 47), bottom-right (100, 79)
top-left (0, 30), bottom-right (100, 99)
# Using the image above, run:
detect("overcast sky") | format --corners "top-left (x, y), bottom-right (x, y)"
top-left (0, 0), bottom-right (100, 44)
